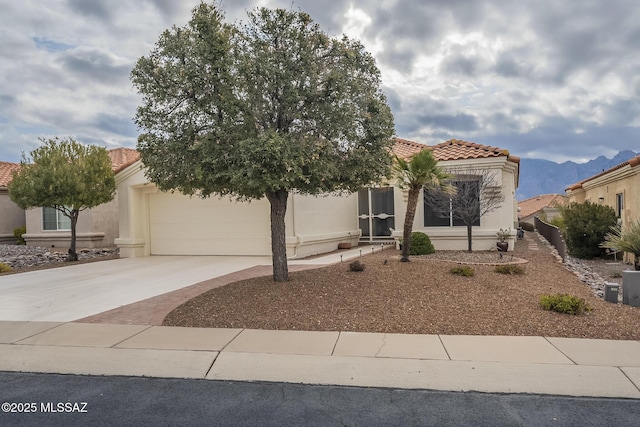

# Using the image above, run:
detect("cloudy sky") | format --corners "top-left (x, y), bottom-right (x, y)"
top-left (1, 0), bottom-right (639, 164)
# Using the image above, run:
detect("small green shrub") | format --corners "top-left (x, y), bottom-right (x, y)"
top-left (450, 265), bottom-right (474, 276)
top-left (546, 215), bottom-right (565, 232)
top-left (519, 222), bottom-right (535, 232)
top-left (0, 263), bottom-right (12, 273)
top-left (13, 225), bottom-right (26, 245)
top-left (562, 201), bottom-right (617, 259)
top-left (540, 294), bottom-right (591, 315)
top-left (409, 232), bottom-right (435, 255)
top-left (349, 260), bottom-right (365, 272)
top-left (494, 264), bottom-right (524, 275)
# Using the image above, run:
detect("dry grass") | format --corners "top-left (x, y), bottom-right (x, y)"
top-left (164, 233), bottom-right (640, 339)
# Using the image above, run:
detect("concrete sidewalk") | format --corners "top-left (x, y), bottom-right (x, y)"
top-left (1, 321), bottom-right (639, 399)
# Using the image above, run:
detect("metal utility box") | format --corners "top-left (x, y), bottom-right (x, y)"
top-left (604, 283), bottom-right (619, 303)
top-left (622, 271), bottom-right (640, 307)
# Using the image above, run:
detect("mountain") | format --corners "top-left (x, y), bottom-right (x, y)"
top-left (517, 150), bottom-right (639, 201)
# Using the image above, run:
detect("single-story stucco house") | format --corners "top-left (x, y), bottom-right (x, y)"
top-left (0, 161), bottom-right (24, 244)
top-left (115, 138), bottom-right (520, 258)
top-left (517, 194), bottom-right (567, 225)
top-left (14, 148), bottom-right (140, 250)
top-left (566, 153), bottom-right (640, 265)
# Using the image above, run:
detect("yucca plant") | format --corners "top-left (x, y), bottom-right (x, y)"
top-left (600, 220), bottom-right (640, 271)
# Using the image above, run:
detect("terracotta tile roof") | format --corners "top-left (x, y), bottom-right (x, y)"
top-left (391, 137), bottom-right (429, 160)
top-left (108, 147), bottom-right (140, 173)
top-left (566, 154), bottom-right (640, 191)
top-left (431, 139), bottom-right (520, 163)
top-left (518, 194), bottom-right (568, 219)
top-left (392, 137), bottom-right (520, 164)
top-left (0, 161), bottom-right (21, 188)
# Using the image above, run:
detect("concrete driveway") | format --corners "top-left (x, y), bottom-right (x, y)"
top-left (0, 256), bottom-right (271, 322)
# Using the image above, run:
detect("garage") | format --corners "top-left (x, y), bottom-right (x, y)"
top-left (147, 192), bottom-right (272, 256)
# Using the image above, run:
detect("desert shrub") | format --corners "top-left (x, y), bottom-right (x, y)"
top-left (546, 215), bottom-right (565, 232)
top-left (409, 232), bottom-right (435, 255)
top-left (601, 220), bottom-right (640, 271)
top-left (349, 260), bottom-right (365, 272)
top-left (562, 201), bottom-right (616, 259)
top-left (0, 262), bottom-right (12, 273)
top-left (540, 293), bottom-right (591, 315)
top-left (13, 225), bottom-right (26, 245)
top-left (450, 265), bottom-right (474, 276)
top-left (494, 264), bottom-right (524, 275)
top-left (519, 222), bottom-right (535, 232)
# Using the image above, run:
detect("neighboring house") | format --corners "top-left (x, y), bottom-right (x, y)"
top-left (0, 161), bottom-right (25, 244)
top-left (22, 148), bottom-right (140, 250)
top-left (115, 138), bottom-right (520, 258)
top-left (566, 154), bottom-right (640, 263)
top-left (517, 194), bottom-right (567, 225)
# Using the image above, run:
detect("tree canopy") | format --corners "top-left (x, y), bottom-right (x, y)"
top-left (8, 137), bottom-right (116, 260)
top-left (131, 3), bottom-right (395, 281)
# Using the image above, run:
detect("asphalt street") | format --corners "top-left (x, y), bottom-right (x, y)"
top-left (1, 372), bottom-right (639, 426)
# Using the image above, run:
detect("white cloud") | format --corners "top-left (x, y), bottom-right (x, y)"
top-left (0, 0), bottom-right (639, 163)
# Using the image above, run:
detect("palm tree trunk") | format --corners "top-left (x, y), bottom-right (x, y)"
top-left (401, 188), bottom-right (420, 262)
top-left (266, 189), bottom-right (289, 282)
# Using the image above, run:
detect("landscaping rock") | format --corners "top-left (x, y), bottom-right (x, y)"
top-left (0, 244), bottom-right (118, 270)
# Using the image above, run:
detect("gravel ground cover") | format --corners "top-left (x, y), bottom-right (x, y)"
top-left (164, 233), bottom-right (640, 339)
top-left (0, 245), bottom-right (118, 274)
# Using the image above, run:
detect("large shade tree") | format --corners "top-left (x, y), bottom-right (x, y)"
top-left (393, 150), bottom-right (452, 262)
top-left (8, 137), bottom-right (116, 261)
top-left (131, 4), bottom-right (395, 282)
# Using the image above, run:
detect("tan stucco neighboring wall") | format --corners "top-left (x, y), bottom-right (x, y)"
top-left (567, 164), bottom-right (640, 265)
top-left (567, 166), bottom-right (640, 227)
top-left (392, 157), bottom-right (519, 251)
top-left (0, 190), bottom-right (25, 244)
top-left (23, 197), bottom-right (119, 249)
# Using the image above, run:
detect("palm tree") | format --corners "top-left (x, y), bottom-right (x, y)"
top-left (393, 150), bottom-right (453, 262)
top-left (601, 220), bottom-right (640, 270)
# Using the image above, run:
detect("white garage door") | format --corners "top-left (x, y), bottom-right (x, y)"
top-left (148, 192), bottom-right (272, 256)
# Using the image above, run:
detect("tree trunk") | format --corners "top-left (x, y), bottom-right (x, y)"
top-left (466, 223), bottom-right (472, 252)
top-left (266, 190), bottom-right (289, 282)
top-left (68, 210), bottom-right (79, 262)
top-left (401, 188), bottom-right (420, 262)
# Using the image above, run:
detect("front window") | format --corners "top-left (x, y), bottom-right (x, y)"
top-left (43, 207), bottom-right (71, 231)
top-left (424, 178), bottom-right (481, 227)
top-left (616, 193), bottom-right (624, 218)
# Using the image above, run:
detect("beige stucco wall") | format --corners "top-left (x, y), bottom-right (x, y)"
top-left (392, 157), bottom-right (519, 251)
top-left (116, 155), bottom-right (519, 257)
top-left (23, 197), bottom-right (119, 249)
top-left (115, 161), bottom-right (360, 258)
top-left (0, 190), bottom-right (25, 244)
top-left (286, 192), bottom-right (360, 258)
top-left (567, 167), bottom-right (640, 227)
